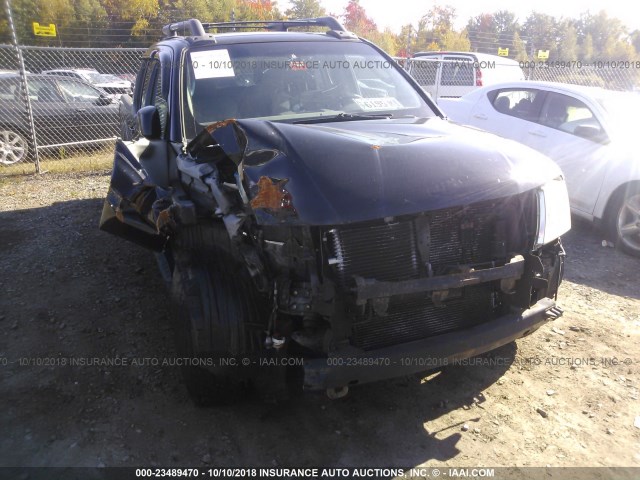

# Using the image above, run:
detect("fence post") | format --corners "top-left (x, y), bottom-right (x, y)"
top-left (4, 0), bottom-right (41, 173)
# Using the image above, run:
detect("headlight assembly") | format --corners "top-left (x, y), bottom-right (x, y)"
top-left (534, 176), bottom-right (571, 249)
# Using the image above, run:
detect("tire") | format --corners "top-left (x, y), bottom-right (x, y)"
top-left (0, 128), bottom-right (29, 165)
top-left (607, 186), bottom-right (640, 257)
top-left (170, 254), bottom-right (265, 406)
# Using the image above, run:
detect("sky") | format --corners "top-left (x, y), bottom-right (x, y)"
top-left (280, 0), bottom-right (640, 34)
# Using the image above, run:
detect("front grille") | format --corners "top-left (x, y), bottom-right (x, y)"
top-left (325, 199), bottom-right (513, 350)
top-left (353, 285), bottom-right (495, 350)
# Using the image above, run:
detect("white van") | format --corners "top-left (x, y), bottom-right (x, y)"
top-left (407, 52), bottom-right (524, 102)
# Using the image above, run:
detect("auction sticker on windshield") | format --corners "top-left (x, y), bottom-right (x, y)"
top-left (354, 97), bottom-right (403, 111)
top-left (190, 49), bottom-right (235, 79)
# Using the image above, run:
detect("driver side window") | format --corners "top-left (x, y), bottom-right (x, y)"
top-left (539, 92), bottom-right (605, 141)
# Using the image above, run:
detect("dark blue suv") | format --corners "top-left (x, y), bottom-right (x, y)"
top-left (100, 17), bottom-right (570, 405)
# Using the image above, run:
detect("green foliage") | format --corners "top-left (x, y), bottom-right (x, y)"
top-left (2, 0), bottom-right (640, 66)
top-left (285, 0), bottom-right (325, 19)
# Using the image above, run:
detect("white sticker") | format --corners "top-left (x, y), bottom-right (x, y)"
top-left (354, 97), bottom-right (403, 111)
top-left (190, 49), bottom-right (235, 79)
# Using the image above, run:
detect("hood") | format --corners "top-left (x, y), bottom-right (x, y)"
top-left (200, 117), bottom-right (562, 226)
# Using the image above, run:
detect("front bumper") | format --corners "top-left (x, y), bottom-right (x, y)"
top-left (303, 297), bottom-right (560, 390)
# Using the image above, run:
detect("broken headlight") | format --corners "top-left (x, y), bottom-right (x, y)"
top-left (534, 176), bottom-right (571, 249)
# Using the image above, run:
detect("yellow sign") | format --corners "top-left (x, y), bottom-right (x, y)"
top-left (537, 50), bottom-right (550, 60)
top-left (497, 48), bottom-right (509, 57)
top-left (32, 22), bottom-right (57, 37)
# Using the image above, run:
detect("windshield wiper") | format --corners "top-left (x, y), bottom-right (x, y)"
top-left (293, 112), bottom-right (393, 124)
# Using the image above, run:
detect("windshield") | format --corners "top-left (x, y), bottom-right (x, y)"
top-left (182, 40), bottom-right (434, 139)
top-left (84, 72), bottom-right (104, 83)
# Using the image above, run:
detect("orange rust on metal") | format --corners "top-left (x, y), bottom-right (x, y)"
top-left (156, 208), bottom-right (176, 232)
top-left (250, 176), bottom-right (290, 210)
top-left (205, 118), bottom-right (237, 133)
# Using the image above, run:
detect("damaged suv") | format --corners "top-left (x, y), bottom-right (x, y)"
top-left (100, 17), bottom-right (570, 405)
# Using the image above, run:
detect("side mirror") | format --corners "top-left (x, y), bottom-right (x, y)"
top-left (574, 124), bottom-right (609, 144)
top-left (138, 105), bottom-right (161, 140)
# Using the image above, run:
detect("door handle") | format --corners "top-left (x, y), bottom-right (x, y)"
top-left (528, 129), bottom-right (546, 137)
top-left (472, 113), bottom-right (487, 120)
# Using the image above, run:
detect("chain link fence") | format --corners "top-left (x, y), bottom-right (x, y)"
top-left (0, 45), bottom-right (144, 176)
top-left (397, 56), bottom-right (640, 102)
top-left (2, 47), bottom-right (639, 176)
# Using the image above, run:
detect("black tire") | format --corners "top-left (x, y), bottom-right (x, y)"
top-left (171, 254), bottom-right (265, 406)
top-left (0, 128), bottom-right (29, 165)
top-left (606, 186), bottom-right (640, 257)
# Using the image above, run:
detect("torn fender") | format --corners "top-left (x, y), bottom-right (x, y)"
top-left (99, 140), bottom-right (168, 250)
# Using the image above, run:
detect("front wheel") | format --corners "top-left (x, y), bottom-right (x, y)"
top-left (607, 187), bottom-right (640, 257)
top-left (171, 256), bottom-right (265, 406)
top-left (0, 129), bottom-right (29, 165)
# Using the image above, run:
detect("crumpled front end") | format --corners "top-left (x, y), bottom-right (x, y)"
top-left (100, 117), bottom-right (568, 394)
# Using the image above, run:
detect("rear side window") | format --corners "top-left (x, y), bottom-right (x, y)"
top-left (490, 89), bottom-right (541, 121)
top-left (58, 79), bottom-right (101, 103)
top-left (410, 58), bottom-right (439, 86)
top-left (441, 57), bottom-right (474, 86)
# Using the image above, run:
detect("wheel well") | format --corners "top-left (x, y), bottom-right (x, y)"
top-left (604, 181), bottom-right (640, 222)
top-left (0, 124), bottom-right (30, 138)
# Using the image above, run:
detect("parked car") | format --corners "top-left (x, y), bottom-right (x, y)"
top-left (100, 17), bottom-right (569, 405)
top-left (439, 80), bottom-right (640, 257)
top-left (0, 73), bottom-right (118, 164)
top-left (408, 52), bottom-right (524, 102)
top-left (42, 68), bottom-right (132, 99)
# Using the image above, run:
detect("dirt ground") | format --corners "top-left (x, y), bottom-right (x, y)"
top-left (1, 171), bottom-right (639, 472)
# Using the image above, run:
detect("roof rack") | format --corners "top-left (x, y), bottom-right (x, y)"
top-left (162, 16), bottom-right (348, 38)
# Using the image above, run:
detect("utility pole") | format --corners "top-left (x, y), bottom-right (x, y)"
top-left (4, 0), bottom-right (41, 172)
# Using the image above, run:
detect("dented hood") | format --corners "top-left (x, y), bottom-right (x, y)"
top-left (203, 117), bottom-right (562, 225)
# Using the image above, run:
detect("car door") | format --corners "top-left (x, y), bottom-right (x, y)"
top-left (100, 52), bottom-right (174, 248)
top-left (27, 77), bottom-right (78, 146)
top-left (525, 91), bottom-right (609, 215)
top-left (55, 78), bottom-right (119, 141)
top-left (465, 87), bottom-right (544, 145)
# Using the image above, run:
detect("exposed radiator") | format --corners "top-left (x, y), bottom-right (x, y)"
top-left (352, 285), bottom-right (495, 350)
top-left (327, 220), bottom-right (420, 287)
top-left (325, 200), bottom-right (508, 350)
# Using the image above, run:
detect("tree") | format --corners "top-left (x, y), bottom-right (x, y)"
top-left (466, 14), bottom-right (497, 54)
top-left (558, 21), bottom-right (578, 60)
top-left (71, 0), bottom-right (108, 46)
top-left (342, 0), bottom-right (376, 38)
top-left (440, 30), bottom-right (470, 51)
top-left (512, 31), bottom-right (528, 61)
top-left (414, 5), bottom-right (456, 52)
top-left (582, 33), bottom-right (594, 62)
top-left (285, 0), bottom-right (325, 19)
top-left (576, 11), bottom-right (635, 61)
top-left (493, 10), bottom-right (518, 53)
top-left (522, 12), bottom-right (558, 59)
top-left (235, 0), bottom-right (280, 21)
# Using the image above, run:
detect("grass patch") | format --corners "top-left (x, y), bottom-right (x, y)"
top-left (1, 147), bottom-right (113, 177)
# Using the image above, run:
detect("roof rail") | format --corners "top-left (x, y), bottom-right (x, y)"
top-left (162, 16), bottom-right (348, 37)
top-left (162, 19), bottom-right (206, 37)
